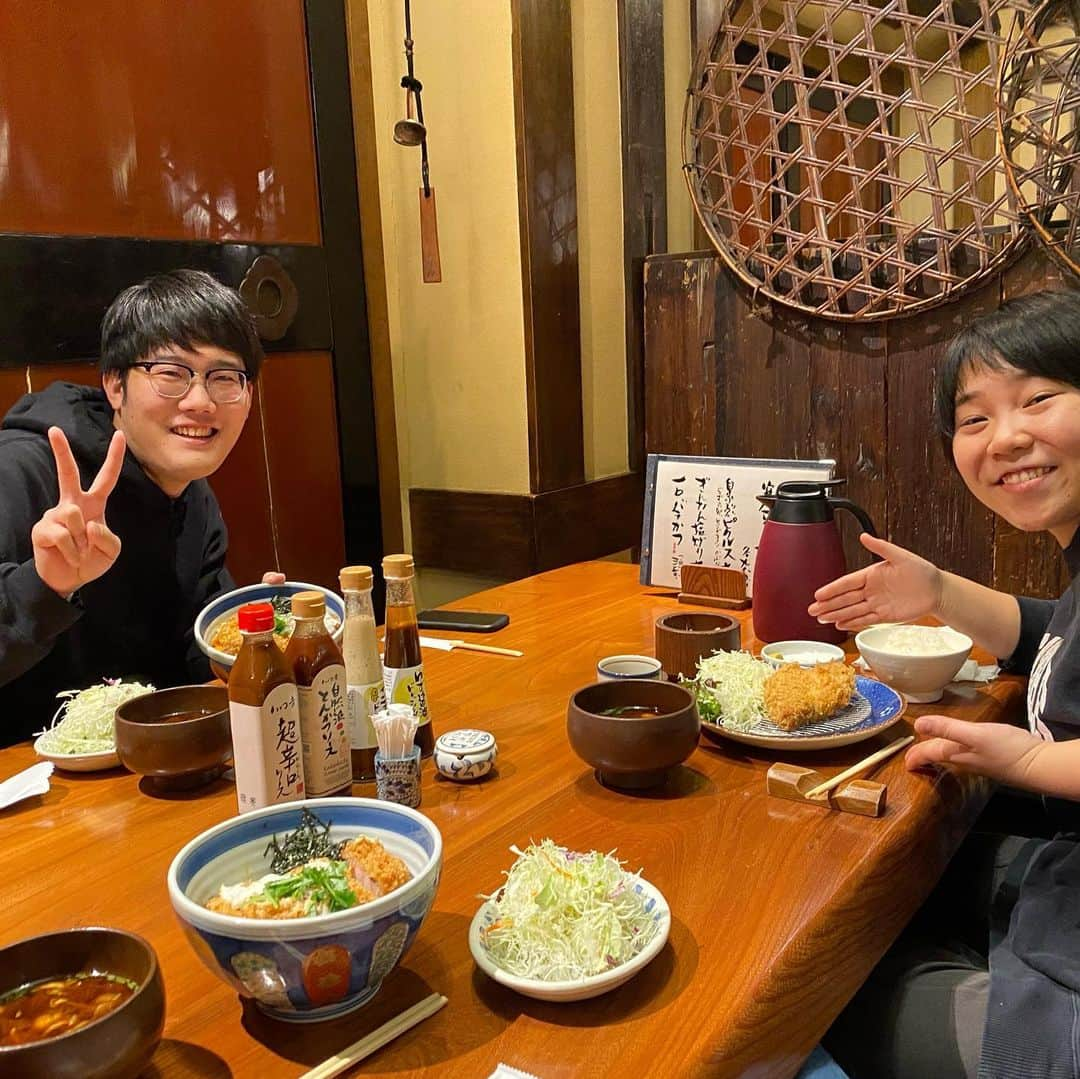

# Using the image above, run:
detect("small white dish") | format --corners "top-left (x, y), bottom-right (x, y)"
top-left (468, 875), bottom-right (670, 1002)
top-left (33, 738), bottom-right (120, 772)
top-left (596, 654), bottom-right (663, 681)
top-left (760, 641), bottom-right (846, 668)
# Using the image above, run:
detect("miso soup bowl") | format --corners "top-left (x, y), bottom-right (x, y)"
top-left (567, 680), bottom-right (700, 790)
top-left (115, 685), bottom-right (231, 791)
top-left (0, 927), bottom-right (164, 1079)
top-left (167, 798), bottom-right (442, 1022)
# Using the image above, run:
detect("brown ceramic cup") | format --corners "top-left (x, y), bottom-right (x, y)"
top-left (115, 685), bottom-right (231, 792)
top-left (567, 679), bottom-right (700, 790)
top-left (654, 612), bottom-right (742, 681)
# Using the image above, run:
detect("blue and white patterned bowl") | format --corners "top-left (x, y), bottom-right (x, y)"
top-left (194, 581), bottom-right (345, 676)
top-left (167, 798), bottom-right (441, 1021)
top-left (468, 875), bottom-right (670, 1002)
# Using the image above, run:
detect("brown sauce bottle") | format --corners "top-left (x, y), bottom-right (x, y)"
top-left (227, 601), bottom-right (304, 813)
top-left (284, 591), bottom-right (352, 797)
top-left (382, 554), bottom-right (434, 757)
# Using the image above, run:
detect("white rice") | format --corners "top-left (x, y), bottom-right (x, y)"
top-left (869, 625), bottom-right (969, 656)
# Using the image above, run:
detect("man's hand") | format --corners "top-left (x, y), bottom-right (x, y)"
top-left (32, 426), bottom-right (125, 598)
top-left (905, 715), bottom-right (1047, 789)
top-left (261, 572), bottom-right (285, 585)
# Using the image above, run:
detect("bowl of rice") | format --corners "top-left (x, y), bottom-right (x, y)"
top-left (855, 624), bottom-right (973, 703)
top-left (194, 582), bottom-right (345, 679)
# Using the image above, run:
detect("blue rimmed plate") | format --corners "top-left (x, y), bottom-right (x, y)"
top-left (700, 675), bottom-right (907, 751)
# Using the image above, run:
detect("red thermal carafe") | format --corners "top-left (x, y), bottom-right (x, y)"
top-left (751, 480), bottom-right (877, 644)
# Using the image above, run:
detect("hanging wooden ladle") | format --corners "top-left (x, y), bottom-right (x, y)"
top-left (395, 1), bottom-right (441, 282)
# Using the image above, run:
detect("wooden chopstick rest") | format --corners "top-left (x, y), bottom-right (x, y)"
top-left (766, 736), bottom-right (914, 818)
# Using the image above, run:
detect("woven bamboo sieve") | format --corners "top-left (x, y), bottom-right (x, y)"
top-left (997, 0), bottom-right (1080, 275)
top-left (684, 0), bottom-right (1029, 320)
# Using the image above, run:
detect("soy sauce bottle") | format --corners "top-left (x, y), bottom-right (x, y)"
top-left (228, 601), bottom-right (304, 813)
top-left (382, 554), bottom-right (434, 757)
top-left (284, 591), bottom-right (352, 797)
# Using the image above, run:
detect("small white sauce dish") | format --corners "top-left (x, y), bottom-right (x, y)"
top-left (596, 654), bottom-right (663, 681)
top-left (760, 641), bottom-right (846, 668)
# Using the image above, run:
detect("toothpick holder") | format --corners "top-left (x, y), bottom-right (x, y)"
top-left (375, 746), bottom-right (422, 808)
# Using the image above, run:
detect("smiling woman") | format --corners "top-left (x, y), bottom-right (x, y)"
top-left (816, 289), bottom-right (1080, 1079)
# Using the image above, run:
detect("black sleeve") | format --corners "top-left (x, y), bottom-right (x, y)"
top-left (1000, 596), bottom-right (1057, 675)
top-left (183, 491), bottom-right (236, 681)
top-left (0, 438), bottom-right (83, 688)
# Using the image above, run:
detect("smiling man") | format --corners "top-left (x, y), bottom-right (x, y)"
top-left (0, 269), bottom-right (272, 745)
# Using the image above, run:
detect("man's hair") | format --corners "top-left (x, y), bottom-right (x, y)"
top-left (99, 269), bottom-right (264, 379)
top-left (935, 288), bottom-right (1080, 447)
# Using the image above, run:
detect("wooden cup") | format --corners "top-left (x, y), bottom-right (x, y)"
top-left (655, 612), bottom-right (742, 681)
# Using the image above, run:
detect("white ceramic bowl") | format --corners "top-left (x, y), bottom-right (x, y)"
top-left (468, 875), bottom-right (670, 1002)
top-left (760, 641), bottom-right (846, 668)
top-left (194, 581), bottom-right (345, 677)
top-left (596, 654), bottom-right (664, 680)
top-left (855, 624), bottom-right (973, 703)
top-left (168, 798), bottom-right (441, 1021)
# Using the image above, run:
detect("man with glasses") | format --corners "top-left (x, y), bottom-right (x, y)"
top-left (0, 269), bottom-right (280, 746)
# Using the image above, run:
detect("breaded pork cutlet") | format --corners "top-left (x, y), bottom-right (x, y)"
top-left (762, 660), bottom-right (856, 731)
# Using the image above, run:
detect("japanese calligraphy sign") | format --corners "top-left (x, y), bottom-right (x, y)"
top-left (639, 455), bottom-right (835, 594)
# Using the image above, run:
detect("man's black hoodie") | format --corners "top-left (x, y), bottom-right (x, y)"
top-left (0, 382), bottom-right (234, 745)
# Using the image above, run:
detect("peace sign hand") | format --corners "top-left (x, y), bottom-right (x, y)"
top-left (32, 426), bottom-right (126, 598)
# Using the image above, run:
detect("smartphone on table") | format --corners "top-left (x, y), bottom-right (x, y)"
top-left (416, 610), bottom-right (510, 633)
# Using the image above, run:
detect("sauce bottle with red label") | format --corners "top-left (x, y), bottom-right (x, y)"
top-left (227, 601), bottom-right (305, 813)
top-left (284, 591), bottom-right (353, 797)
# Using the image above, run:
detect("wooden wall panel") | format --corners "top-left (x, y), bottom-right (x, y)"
top-left (0, 1), bottom-right (320, 243)
top-left (256, 350), bottom-right (347, 590)
top-left (511, 0), bottom-right (585, 493)
top-left (644, 248), bottom-right (1077, 599)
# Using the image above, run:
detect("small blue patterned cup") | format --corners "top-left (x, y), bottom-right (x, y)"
top-left (375, 747), bottom-right (421, 808)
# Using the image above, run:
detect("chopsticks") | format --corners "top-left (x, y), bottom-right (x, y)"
top-left (450, 641), bottom-right (523, 657)
top-left (803, 735), bottom-right (914, 799)
top-left (298, 992), bottom-right (447, 1079)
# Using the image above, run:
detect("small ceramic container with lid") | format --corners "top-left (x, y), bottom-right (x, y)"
top-left (434, 729), bottom-right (498, 781)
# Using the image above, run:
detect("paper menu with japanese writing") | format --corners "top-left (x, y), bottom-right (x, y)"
top-left (639, 455), bottom-right (835, 594)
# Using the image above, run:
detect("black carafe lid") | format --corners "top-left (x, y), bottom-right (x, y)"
top-left (757, 480), bottom-right (847, 524)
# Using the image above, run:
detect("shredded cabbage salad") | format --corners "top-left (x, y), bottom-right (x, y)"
top-left (479, 839), bottom-right (657, 981)
top-left (690, 650), bottom-right (771, 730)
top-left (34, 679), bottom-right (155, 755)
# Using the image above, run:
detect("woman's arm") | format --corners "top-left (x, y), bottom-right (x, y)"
top-left (935, 572), bottom-right (1023, 660)
top-left (906, 715), bottom-right (1080, 800)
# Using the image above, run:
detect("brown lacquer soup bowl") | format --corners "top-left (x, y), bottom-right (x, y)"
top-left (567, 679), bottom-right (700, 790)
top-left (115, 685), bottom-right (231, 791)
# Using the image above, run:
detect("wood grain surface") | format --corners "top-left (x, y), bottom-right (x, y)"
top-left (0, 562), bottom-right (1023, 1078)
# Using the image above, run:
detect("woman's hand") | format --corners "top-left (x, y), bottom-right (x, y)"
top-left (32, 426), bottom-right (126, 598)
top-left (807, 533), bottom-right (943, 631)
top-left (905, 715), bottom-right (1046, 788)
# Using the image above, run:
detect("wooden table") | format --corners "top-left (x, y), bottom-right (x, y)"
top-left (1, 562), bottom-right (1024, 1078)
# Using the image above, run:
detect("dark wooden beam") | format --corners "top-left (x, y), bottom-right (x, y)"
top-left (618, 0), bottom-right (667, 474)
top-left (409, 473), bottom-right (644, 579)
top-left (511, 0), bottom-right (585, 493)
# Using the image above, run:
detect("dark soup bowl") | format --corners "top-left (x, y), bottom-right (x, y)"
top-left (115, 685), bottom-right (231, 792)
top-left (0, 927), bottom-right (164, 1079)
top-left (567, 679), bottom-right (700, 790)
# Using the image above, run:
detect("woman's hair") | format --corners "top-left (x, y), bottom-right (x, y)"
top-left (935, 288), bottom-right (1080, 443)
top-left (99, 269), bottom-right (264, 379)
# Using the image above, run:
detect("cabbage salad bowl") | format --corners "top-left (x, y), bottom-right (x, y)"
top-left (167, 798), bottom-right (441, 1021)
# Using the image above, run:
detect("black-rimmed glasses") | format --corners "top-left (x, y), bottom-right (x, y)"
top-left (132, 361), bottom-right (249, 404)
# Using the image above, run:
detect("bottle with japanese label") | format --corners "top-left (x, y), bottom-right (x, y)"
top-left (382, 554), bottom-right (434, 757)
top-left (227, 601), bottom-right (304, 813)
top-left (339, 565), bottom-right (385, 781)
top-left (284, 591), bottom-right (352, 797)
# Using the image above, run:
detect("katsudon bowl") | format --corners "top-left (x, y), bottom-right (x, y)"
top-left (167, 799), bottom-right (442, 1021)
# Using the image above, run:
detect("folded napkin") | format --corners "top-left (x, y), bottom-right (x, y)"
top-left (488, 1066), bottom-right (541, 1079)
top-left (0, 761), bottom-right (53, 810)
top-left (854, 657), bottom-right (999, 684)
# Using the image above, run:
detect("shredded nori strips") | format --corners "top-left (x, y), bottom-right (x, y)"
top-left (264, 808), bottom-right (344, 874)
